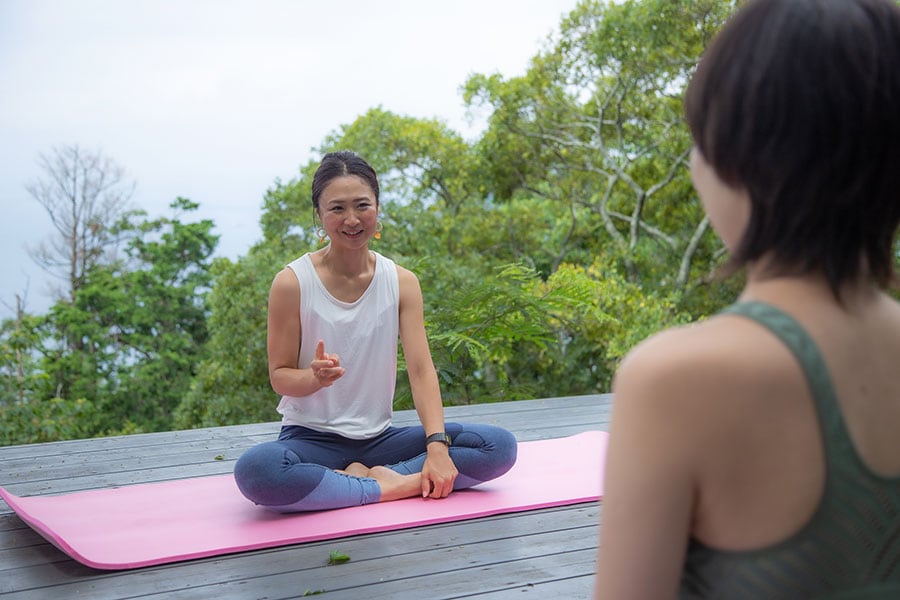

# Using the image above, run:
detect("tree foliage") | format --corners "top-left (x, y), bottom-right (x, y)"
top-left (3, 0), bottom-right (749, 442)
top-left (1, 198), bottom-right (218, 442)
top-left (464, 0), bottom-right (735, 291)
top-left (174, 245), bottom-right (288, 428)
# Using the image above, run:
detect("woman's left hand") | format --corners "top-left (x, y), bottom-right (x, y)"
top-left (421, 446), bottom-right (458, 499)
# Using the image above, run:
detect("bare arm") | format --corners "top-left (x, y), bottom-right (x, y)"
top-left (397, 265), bottom-right (458, 498)
top-left (267, 268), bottom-right (344, 398)
top-left (594, 331), bottom-right (699, 600)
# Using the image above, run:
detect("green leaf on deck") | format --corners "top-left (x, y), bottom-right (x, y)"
top-left (327, 550), bottom-right (350, 565)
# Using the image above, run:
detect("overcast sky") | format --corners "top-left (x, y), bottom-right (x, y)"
top-left (0, 0), bottom-right (579, 319)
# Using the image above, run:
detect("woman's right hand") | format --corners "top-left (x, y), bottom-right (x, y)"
top-left (312, 339), bottom-right (345, 387)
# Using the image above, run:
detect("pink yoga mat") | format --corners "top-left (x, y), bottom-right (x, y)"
top-left (0, 431), bottom-right (607, 570)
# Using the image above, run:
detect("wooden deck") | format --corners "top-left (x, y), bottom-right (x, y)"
top-left (0, 394), bottom-right (612, 599)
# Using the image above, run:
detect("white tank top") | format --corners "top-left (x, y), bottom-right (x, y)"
top-left (276, 251), bottom-right (399, 439)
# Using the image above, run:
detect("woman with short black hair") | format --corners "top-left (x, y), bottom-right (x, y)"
top-left (594, 0), bottom-right (900, 597)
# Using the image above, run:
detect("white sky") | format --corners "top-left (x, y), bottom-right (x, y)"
top-left (0, 0), bottom-right (580, 318)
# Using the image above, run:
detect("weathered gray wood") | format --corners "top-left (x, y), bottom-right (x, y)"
top-left (0, 394), bottom-right (612, 599)
top-left (464, 574), bottom-right (596, 599)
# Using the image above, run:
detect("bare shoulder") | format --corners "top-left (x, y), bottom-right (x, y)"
top-left (270, 267), bottom-right (298, 291)
top-left (269, 267), bottom-right (300, 307)
top-left (394, 264), bottom-right (423, 301)
top-left (394, 264), bottom-right (419, 286)
top-left (614, 313), bottom-right (796, 421)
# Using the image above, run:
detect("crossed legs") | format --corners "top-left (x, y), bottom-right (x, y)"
top-left (234, 422), bottom-right (517, 512)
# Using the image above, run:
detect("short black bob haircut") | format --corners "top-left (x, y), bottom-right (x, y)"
top-left (685, 0), bottom-right (900, 297)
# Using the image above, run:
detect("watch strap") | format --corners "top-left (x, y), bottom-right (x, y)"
top-left (425, 432), bottom-right (452, 447)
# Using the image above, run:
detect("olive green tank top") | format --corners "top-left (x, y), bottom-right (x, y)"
top-left (679, 302), bottom-right (900, 600)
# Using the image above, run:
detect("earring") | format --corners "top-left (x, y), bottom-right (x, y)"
top-left (316, 226), bottom-right (327, 245)
top-left (374, 221), bottom-right (383, 240)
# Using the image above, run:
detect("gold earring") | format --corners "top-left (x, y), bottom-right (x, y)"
top-left (374, 221), bottom-right (383, 240)
top-left (316, 226), bottom-right (327, 245)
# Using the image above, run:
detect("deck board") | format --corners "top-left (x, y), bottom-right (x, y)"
top-left (0, 394), bottom-right (611, 599)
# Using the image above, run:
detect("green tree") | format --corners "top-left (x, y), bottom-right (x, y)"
top-left (174, 245), bottom-right (290, 428)
top-left (0, 296), bottom-right (45, 404)
top-left (181, 109), bottom-right (483, 425)
top-left (465, 0), bottom-right (737, 292)
top-left (180, 0), bottom-right (744, 427)
top-left (2, 198), bottom-right (218, 444)
top-left (98, 197), bottom-right (218, 431)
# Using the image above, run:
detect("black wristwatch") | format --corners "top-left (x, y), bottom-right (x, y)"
top-left (425, 432), bottom-right (452, 447)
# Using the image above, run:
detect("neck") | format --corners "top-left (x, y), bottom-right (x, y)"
top-left (318, 244), bottom-right (372, 277)
top-left (741, 263), bottom-right (879, 313)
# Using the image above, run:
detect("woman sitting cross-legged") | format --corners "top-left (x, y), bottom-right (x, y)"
top-left (234, 151), bottom-right (517, 512)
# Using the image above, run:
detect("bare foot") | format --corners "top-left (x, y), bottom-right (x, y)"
top-left (368, 466), bottom-right (422, 502)
top-left (335, 462), bottom-right (369, 477)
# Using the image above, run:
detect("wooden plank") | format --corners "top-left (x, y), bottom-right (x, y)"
top-left (468, 574), bottom-right (596, 599)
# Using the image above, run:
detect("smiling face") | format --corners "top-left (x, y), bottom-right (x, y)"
top-left (316, 175), bottom-right (379, 248)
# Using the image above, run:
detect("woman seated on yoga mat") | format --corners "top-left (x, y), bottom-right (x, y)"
top-left (594, 0), bottom-right (900, 598)
top-left (234, 151), bottom-right (517, 513)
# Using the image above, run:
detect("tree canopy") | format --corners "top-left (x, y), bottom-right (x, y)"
top-left (175, 0), bottom-right (741, 428)
top-left (4, 0), bottom-right (757, 443)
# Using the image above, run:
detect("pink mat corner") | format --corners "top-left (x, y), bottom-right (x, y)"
top-left (0, 430), bottom-right (608, 570)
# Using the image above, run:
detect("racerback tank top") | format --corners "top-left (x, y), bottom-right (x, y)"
top-left (680, 302), bottom-right (900, 599)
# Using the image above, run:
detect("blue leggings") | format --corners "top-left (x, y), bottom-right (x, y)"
top-left (233, 422), bottom-right (518, 513)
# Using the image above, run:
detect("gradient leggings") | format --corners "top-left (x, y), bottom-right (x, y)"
top-left (233, 422), bottom-right (518, 513)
